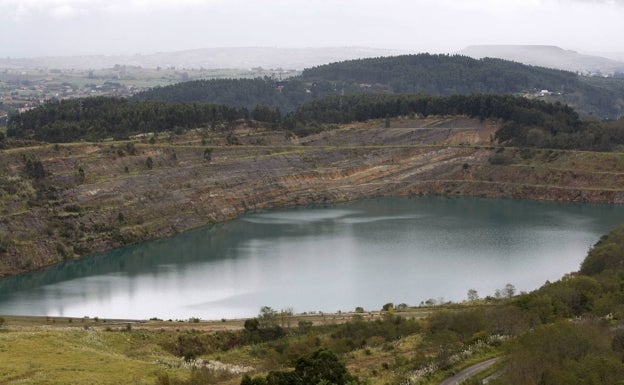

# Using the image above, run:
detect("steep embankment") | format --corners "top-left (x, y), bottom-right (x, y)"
top-left (2, 116), bottom-right (624, 277)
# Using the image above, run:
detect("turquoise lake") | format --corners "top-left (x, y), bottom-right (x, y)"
top-left (0, 196), bottom-right (622, 320)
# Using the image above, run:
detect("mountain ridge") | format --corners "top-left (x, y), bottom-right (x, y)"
top-left (0, 46), bottom-right (409, 71)
top-left (460, 44), bottom-right (624, 75)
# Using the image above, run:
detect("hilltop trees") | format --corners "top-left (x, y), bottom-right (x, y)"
top-left (131, 55), bottom-right (624, 119)
top-left (300, 54), bottom-right (579, 96)
top-left (285, 93), bottom-right (581, 130)
top-left (6, 97), bottom-right (264, 142)
top-left (133, 77), bottom-right (315, 112)
top-left (299, 54), bottom-right (623, 118)
top-left (467, 289), bottom-right (479, 301)
top-left (8, 91), bottom-right (621, 152)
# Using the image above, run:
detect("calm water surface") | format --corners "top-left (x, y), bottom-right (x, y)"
top-left (0, 196), bottom-right (623, 319)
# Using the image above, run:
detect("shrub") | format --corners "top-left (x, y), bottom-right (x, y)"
top-left (488, 153), bottom-right (514, 165)
top-left (241, 348), bottom-right (356, 385)
top-left (203, 148), bottom-right (213, 161)
top-left (0, 236), bottom-right (8, 254)
top-left (64, 204), bottom-right (82, 213)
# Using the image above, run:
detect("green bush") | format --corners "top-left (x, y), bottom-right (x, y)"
top-left (241, 348), bottom-right (357, 385)
top-left (580, 225), bottom-right (624, 275)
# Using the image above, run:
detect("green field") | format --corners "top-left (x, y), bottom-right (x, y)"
top-left (0, 305), bottom-right (501, 385)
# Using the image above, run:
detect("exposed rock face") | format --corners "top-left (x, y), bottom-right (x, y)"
top-left (1, 117), bottom-right (623, 277)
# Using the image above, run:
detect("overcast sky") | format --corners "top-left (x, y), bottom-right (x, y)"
top-left (1, 0), bottom-right (623, 58)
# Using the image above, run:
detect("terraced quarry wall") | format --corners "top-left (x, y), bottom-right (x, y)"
top-left (2, 117), bottom-right (624, 277)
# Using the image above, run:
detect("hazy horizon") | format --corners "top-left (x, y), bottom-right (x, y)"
top-left (1, 0), bottom-right (624, 59)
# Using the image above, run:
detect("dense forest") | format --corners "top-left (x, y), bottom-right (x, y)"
top-left (300, 54), bottom-right (577, 94)
top-left (300, 54), bottom-right (624, 119)
top-left (7, 92), bottom-right (624, 151)
top-left (133, 78), bottom-right (314, 112)
top-left (5, 97), bottom-right (275, 142)
top-left (285, 93), bottom-right (579, 125)
top-left (133, 54), bottom-right (624, 119)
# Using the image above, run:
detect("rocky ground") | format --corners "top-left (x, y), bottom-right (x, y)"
top-left (2, 116), bottom-right (624, 277)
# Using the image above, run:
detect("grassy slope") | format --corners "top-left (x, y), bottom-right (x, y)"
top-left (0, 330), bottom-right (184, 385)
top-left (0, 306), bottom-right (497, 385)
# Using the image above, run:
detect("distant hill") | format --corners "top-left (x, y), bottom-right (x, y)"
top-left (299, 54), bottom-right (579, 94)
top-left (136, 54), bottom-right (624, 118)
top-left (0, 47), bottom-right (407, 71)
top-left (460, 45), bottom-right (624, 76)
top-left (600, 52), bottom-right (624, 63)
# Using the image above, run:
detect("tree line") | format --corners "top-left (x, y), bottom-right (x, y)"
top-left (8, 92), bottom-right (624, 152)
top-left (300, 54), bottom-right (578, 95)
top-left (299, 54), bottom-right (624, 119)
top-left (285, 93), bottom-right (580, 125)
top-left (285, 93), bottom-right (624, 151)
top-left (133, 77), bottom-right (317, 112)
top-left (133, 54), bottom-right (624, 119)
top-left (6, 97), bottom-right (277, 142)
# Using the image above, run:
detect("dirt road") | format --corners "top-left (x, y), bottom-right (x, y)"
top-left (438, 357), bottom-right (500, 385)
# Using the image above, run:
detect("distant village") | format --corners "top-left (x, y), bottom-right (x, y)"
top-left (0, 65), bottom-right (295, 126)
top-left (0, 67), bottom-right (138, 125)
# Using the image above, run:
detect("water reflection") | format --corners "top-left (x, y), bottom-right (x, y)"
top-left (0, 196), bottom-right (621, 319)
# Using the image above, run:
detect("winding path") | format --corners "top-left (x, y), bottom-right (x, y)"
top-left (438, 357), bottom-right (500, 385)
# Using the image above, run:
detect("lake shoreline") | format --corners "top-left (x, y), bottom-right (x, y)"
top-left (2, 195), bottom-right (621, 320)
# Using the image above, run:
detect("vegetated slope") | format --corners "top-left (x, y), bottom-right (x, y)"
top-left (133, 54), bottom-right (624, 118)
top-left (484, 224), bottom-right (624, 385)
top-left (300, 54), bottom-right (624, 119)
top-left (300, 53), bottom-right (576, 94)
top-left (4, 93), bottom-right (554, 142)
